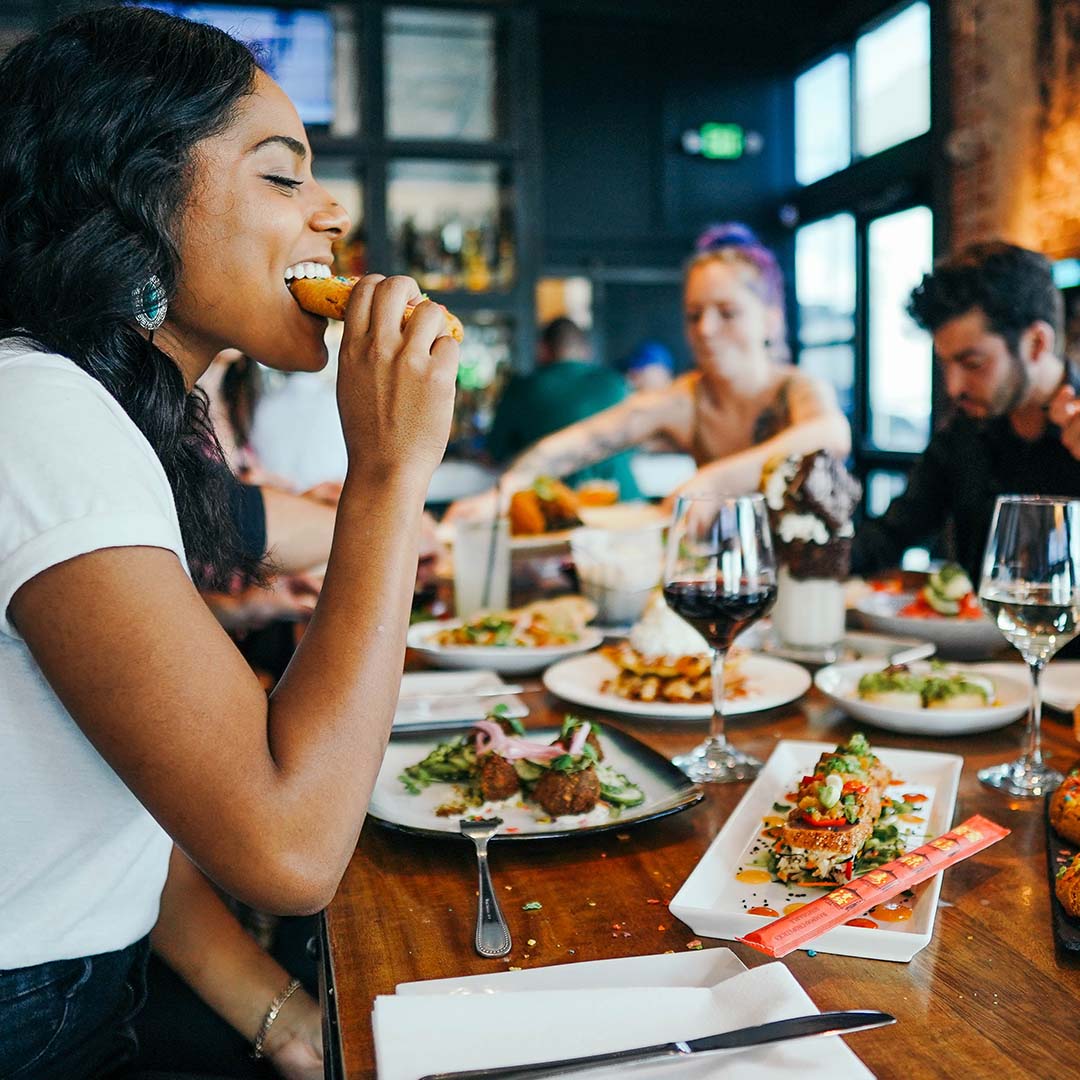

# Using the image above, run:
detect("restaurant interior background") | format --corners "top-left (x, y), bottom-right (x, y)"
top-left (5, 0), bottom-right (1080, 535)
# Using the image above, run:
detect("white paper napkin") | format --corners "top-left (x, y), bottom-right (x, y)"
top-left (394, 670), bottom-right (528, 730)
top-left (373, 961), bottom-right (875, 1079)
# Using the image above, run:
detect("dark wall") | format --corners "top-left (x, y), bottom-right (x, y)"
top-left (537, 12), bottom-right (794, 371)
top-left (539, 13), bottom-right (794, 272)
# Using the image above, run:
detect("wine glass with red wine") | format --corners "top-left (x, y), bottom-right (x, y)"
top-left (663, 492), bottom-right (777, 782)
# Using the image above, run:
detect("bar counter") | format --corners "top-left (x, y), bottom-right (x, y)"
top-left (322, 673), bottom-right (1080, 1079)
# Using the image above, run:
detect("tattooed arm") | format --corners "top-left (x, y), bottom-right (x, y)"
top-left (663, 373), bottom-right (851, 509)
top-left (445, 384), bottom-right (690, 520)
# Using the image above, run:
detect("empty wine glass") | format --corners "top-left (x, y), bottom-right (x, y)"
top-left (663, 493), bottom-right (777, 783)
top-left (978, 495), bottom-right (1080, 796)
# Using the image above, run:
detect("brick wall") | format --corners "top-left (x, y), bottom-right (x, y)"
top-left (947, 0), bottom-right (1080, 257)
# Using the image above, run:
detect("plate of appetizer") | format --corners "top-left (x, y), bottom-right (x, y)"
top-left (408, 597), bottom-right (603, 675)
top-left (669, 734), bottom-right (962, 961)
top-left (369, 712), bottom-right (703, 840)
top-left (542, 591), bottom-right (810, 718)
top-left (814, 658), bottom-right (1028, 735)
top-left (855, 564), bottom-right (1006, 659)
top-left (1047, 766), bottom-right (1080, 951)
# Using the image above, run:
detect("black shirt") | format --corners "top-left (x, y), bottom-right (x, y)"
top-left (852, 366), bottom-right (1080, 582)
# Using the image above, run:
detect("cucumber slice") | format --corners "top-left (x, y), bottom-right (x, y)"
top-left (924, 588), bottom-right (960, 615)
top-left (596, 764), bottom-right (646, 808)
top-left (513, 760), bottom-right (544, 783)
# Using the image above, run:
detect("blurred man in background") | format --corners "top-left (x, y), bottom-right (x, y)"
top-left (487, 316), bottom-right (640, 497)
top-left (622, 339), bottom-right (675, 392)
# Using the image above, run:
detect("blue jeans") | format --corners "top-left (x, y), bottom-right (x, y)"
top-left (0, 937), bottom-right (149, 1080)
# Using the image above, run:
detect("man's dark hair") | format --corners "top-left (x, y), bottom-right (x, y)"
top-left (908, 241), bottom-right (1064, 356)
top-left (539, 317), bottom-right (590, 359)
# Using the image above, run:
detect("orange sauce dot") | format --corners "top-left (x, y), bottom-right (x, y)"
top-left (874, 903), bottom-right (914, 922)
top-left (736, 869), bottom-right (773, 885)
top-left (782, 902), bottom-right (808, 915)
top-left (748, 906), bottom-right (779, 917)
top-left (785, 792), bottom-right (799, 802)
top-left (761, 815), bottom-right (785, 828)
top-left (845, 917), bottom-right (878, 929)
top-left (900, 814), bottom-right (925, 823)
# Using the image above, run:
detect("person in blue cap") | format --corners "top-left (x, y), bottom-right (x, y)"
top-left (623, 340), bottom-right (675, 393)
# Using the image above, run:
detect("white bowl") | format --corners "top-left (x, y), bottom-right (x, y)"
top-left (407, 620), bottom-right (603, 675)
top-left (854, 591), bottom-right (1006, 660)
top-left (814, 659), bottom-right (1029, 735)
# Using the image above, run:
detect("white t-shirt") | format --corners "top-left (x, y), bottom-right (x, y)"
top-left (0, 342), bottom-right (184, 968)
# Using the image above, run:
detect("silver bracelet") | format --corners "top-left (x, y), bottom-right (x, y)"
top-left (252, 976), bottom-right (302, 1059)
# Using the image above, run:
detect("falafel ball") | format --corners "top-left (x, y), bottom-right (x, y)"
top-left (1050, 769), bottom-right (1080, 846)
top-left (477, 753), bottom-right (521, 802)
top-left (1056, 852), bottom-right (1080, 918)
top-left (533, 766), bottom-right (601, 817)
top-left (557, 723), bottom-right (604, 763)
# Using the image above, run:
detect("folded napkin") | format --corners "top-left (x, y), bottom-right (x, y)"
top-left (373, 961), bottom-right (875, 1079)
top-left (394, 670), bottom-right (527, 730)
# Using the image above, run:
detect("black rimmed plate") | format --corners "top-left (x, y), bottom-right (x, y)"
top-left (1045, 802), bottom-right (1080, 952)
top-left (368, 723), bottom-right (703, 841)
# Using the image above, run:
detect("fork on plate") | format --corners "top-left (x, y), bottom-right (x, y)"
top-left (459, 817), bottom-right (512, 958)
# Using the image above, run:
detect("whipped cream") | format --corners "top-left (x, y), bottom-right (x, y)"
top-left (778, 512), bottom-right (830, 546)
top-left (628, 591), bottom-right (709, 658)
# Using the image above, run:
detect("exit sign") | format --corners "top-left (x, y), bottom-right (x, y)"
top-left (682, 124), bottom-right (762, 160)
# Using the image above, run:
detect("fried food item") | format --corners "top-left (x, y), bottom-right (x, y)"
top-left (599, 642), bottom-right (747, 705)
top-left (1056, 852), bottom-right (1080, 918)
top-left (288, 276), bottom-right (464, 340)
top-left (575, 479), bottom-right (619, 507)
top-left (432, 596), bottom-right (595, 648)
top-left (1050, 767), bottom-right (1080, 846)
top-left (556, 719), bottom-right (604, 762)
top-left (533, 767), bottom-right (601, 817)
top-left (477, 753), bottom-right (521, 802)
top-left (507, 476), bottom-right (582, 536)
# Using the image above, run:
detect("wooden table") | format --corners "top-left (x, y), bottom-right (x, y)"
top-left (322, 676), bottom-right (1080, 1079)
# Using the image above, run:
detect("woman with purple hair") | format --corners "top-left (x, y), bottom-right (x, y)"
top-left (448, 223), bottom-right (849, 515)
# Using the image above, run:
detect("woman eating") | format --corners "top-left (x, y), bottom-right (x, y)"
top-left (448, 223), bottom-right (850, 517)
top-left (0, 7), bottom-right (457, 1076)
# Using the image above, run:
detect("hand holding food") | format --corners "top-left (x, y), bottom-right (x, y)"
top-left (289, 274), bottom-right (464, 341)
top-left (332, 275), bottom-right (459, 482)
top-left (508, 476), bottom-right (582, 536)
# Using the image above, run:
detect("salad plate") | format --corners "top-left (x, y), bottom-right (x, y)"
top-left (542, 651), bottom-right (811, 720)
top-left (669, 739), bottom-right (963, 962)
top-left (814, 659), bottom-right (1029, 735)
top-left (369, 722), bottom-right (702, 841)
top-left (855, 591), bottom-right (1004, 660)
top-left (407, 620), bottom-right (603, 675)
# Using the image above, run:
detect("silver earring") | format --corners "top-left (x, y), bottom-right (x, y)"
top-left (133, 275), bottom-right (167, 331)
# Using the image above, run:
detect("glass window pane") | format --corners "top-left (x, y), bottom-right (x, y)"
top-left (799, 345), bottom-right (855, 421)
top-left (451, 313), bottom-right (513, 452)
top-left (143, 4), bottom-right (336, 127)
top-left (866, 469), bottom-right (908, 518)
top-left (795, 53), bottom-right (850, 185)
top-left (313, 162), bottom-right (365, 276)
top-left (868, 205), bottom-right (933, 452)
top-left (795, 213), bottom-right (855, 346)
top-left (855, 2), bottom-right (930, 157)
top-left (385, 7), bottom-right (496, 140)
top-left (387, 160), bottom-right (513, 291)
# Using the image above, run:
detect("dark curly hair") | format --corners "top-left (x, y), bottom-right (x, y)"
top-left (0, 6), bottom-right (265, 590)
top-left (908, 241), bottom-right (1064, 357)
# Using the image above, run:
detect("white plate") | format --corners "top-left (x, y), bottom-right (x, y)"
top-left (669, 739), bottom-right (963, 962)
top-left (394, 670), bottom-right (528, 731)
top-left (814, 659), bottom-right (1029, 736)
top-left (408, 620), bottom-right (603, 676)
top-left (542, 651), bottom-right (812, 719)
top-left (1040, 660), bottom-right (1080, 714)
top-left (370, 723), bottom-right (701, 840)
top-left (855, 591), bottom-right (1005, 659)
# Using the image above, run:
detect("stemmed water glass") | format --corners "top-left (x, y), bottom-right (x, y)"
top-left (978, 495), bottom-right (1080, 796)
top-left (663, 493), bottom-right (778, 783)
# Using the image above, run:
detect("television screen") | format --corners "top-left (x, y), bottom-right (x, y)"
top-left (141, 3), bottom-right (335, 126)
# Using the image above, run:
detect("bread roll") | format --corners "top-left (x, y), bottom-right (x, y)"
top-left (288, 276), bottom-right (464, 341)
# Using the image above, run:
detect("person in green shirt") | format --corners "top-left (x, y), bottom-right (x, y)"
top-left (486, 317), bottom-right (641, 498)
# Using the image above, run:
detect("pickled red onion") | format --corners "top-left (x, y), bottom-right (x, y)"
top-left (471, 719), bottom-right (564, 762)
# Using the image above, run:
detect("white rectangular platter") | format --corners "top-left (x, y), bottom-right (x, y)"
top-left (669, 739), bottom-right (963, 962)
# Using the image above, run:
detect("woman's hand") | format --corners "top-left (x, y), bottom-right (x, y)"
top-left (337, 274), bottom-right (459, 485)
top-left (263, 988), bottom-right (324, 1080)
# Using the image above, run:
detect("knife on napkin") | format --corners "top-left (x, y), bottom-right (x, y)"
top-left (417, 1009), bottom-right (895, 1080)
